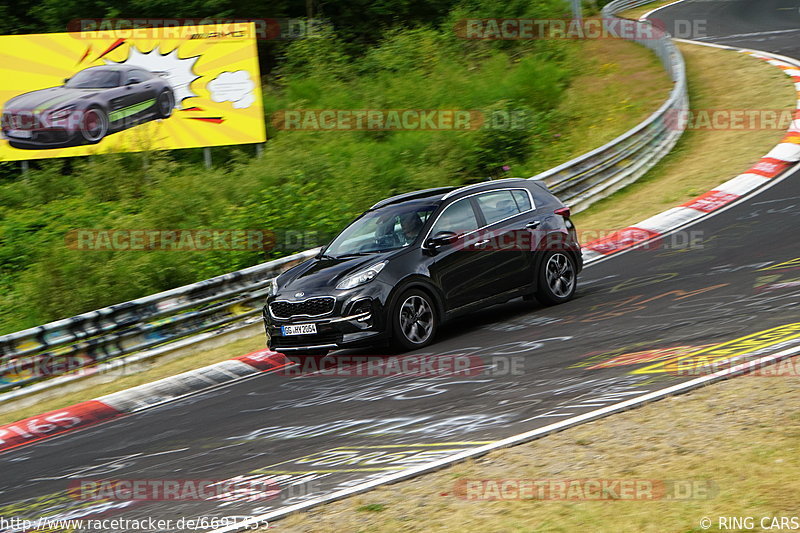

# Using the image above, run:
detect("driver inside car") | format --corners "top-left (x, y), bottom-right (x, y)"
top-left (399, 212), bottom-right (424, 246)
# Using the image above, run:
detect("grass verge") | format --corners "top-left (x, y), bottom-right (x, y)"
top-left (528, 36), bottom-right (671, 172)
top-left (572, 41), bottom-right (796, 238)
top-left (274, 356), bottom-right (800, 532)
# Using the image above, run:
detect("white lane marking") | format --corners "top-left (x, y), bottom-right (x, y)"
top-left (753, 194), bottom-right (800, 205)
top-left (638, 0), bottom-right (690, 22)
top-left (695, 28), bottom-right (800, 42)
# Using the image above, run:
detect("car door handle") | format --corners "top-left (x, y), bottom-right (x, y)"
top-left (474, 239), bottom-right (490, 247)
top-left (526, 221), bottom-right (541, 229)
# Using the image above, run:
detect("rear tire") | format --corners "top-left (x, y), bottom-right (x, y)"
top-left (391, 289), bottom-right (438, 351)
top-left (535, 250), bottom-right (577, 306)
top-left (157, 89), bottom-right (174, 118)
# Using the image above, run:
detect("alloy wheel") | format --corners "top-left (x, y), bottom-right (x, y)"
top-left (399, 295), bottom-right (434, 344)
top-left (545, 253), bottom-right (575, 298)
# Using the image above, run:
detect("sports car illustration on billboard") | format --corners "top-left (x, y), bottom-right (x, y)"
top-left (1, 64), bottom-right (175, 149)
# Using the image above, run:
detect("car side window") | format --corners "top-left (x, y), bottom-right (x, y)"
top-left (474, 190), bottom-right (522, 225)
top-left (430, 199), bottom-right (479, 236)
top-left (512, 190), bottom-right (533, 212)
top-left (126, 72), bottom-right (143, 85)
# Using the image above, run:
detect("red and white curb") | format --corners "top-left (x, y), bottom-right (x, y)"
top-left (581, 46), bottom-right (800, 262)
top-left (0, 350), bottom-right (289, 453)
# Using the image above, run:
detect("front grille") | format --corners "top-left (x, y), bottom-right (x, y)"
top-left (271, 331), bottom-right (341, 348)
top-left (2, 113), bottom-right (40, 129)
top-left (32, 129), bottom-right (69, 143)
top-left (270, 297), bottom-right (335, 319)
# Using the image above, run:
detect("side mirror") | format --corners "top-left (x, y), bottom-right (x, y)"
top-left (126, 79), bottom-right (140, 86)
top-left (425, 231), bottom-right (459, 249)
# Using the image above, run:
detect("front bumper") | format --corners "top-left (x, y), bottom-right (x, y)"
top-left (264, 284), bottom-right (392, 352)
top-left (265, 311), bottom-right (387, 352)
top-left (2, 127), bottom-right (78, 147)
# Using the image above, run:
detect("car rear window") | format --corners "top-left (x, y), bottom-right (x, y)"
top-left (474, 190), bottom-right (521, 225)
top-left (512, 190), bottom-right (533, 211)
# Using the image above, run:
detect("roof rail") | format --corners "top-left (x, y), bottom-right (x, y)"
top-left (369, 187), bottom-right (455, 210)
top-left (440, 178), bottom-right (528, 201)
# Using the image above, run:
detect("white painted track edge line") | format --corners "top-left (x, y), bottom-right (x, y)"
top-left (638, 0), bottom-right (689, 22)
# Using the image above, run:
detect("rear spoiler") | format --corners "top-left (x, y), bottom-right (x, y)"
top-left (529, 179), bottom-right (550, 191)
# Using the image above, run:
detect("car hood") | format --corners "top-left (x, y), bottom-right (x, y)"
top-left (4, 87), bottom-right (100, 113)
top-left (276, 250), bottom-right (401, 293)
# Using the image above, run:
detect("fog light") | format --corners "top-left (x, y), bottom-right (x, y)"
top-left (350, 299), bottom-right (373, 325)
top-left (351, 299), bottom-right (372, 316)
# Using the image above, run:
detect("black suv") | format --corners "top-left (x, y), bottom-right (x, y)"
top-left (263, 178), bottom-right (582, 354)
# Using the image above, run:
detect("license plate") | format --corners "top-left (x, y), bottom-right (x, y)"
top-left (282, 323), bottom-right (317, 336)
top-left (7, 129), bottom-right (32, 139)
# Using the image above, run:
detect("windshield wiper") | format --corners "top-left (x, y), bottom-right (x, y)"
top-left (335, 252), bottom-right (373, 258)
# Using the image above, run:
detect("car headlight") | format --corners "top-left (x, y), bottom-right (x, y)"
top-left (49, 106), bottom-right (76, 121)
top-left (267, 277), bottom-right (279, 296)
top-left (336, 261), bottom-right (386, 290)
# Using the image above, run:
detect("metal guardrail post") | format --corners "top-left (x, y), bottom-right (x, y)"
top-left (570, 0), bottom-right (582, 21)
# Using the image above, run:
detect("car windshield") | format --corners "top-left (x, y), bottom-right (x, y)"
top-left (324, 200), bottom-right (438, 258)
top-left (66, 69), bottom-right (121, 89)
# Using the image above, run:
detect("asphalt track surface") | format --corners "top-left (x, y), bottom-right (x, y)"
top-left (652, 0), bottom-right (800, 56)
top-left (2, 1), bottom-right (800, 530)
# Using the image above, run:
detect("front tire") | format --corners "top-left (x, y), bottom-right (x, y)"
top-left (80, 107), bottom-right (108, 144)
top-left (391, 289), bottom-right (438, 351)
top-left (535, 250), bottom-right (577, 306)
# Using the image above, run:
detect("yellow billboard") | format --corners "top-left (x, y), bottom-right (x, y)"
top-left (0, 23), bottom-right (265, 161)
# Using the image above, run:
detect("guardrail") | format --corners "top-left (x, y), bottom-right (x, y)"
top-left (0, 0), bottom-right (687, 397)
top-left (540, 0), bottom-right (688, 212)
top-left (0, 249), bottom-right (318, 394)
